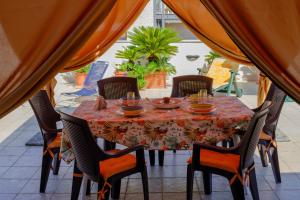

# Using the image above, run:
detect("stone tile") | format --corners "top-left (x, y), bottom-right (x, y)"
top-left (2, 166), bottom-right (38, 179)
top-left (20, 179), bottom-right (58, 194)
top-left (55, 180), bottom-right (73, 194)
top-left (0, 167), bottom-right (9, 177)
top-left (200, 191), bottom-right (233, 200)
top-left (14, 155), bottom-right (41, 167)
top-left (0, 194), bottom-right (16, 200)
top-left (163, 192), bottom-right (200, 200)
top-left (248, 191), bottom-right (279, 200)
top-left (50, 194), bottom-right (71, 200)
top-left (0, 156), bottom-right (19, 167)
top-left (0, 147), bottom-right (26, 156)
top-left (265, 174), bottom-right (300, 190)
top-left (32, 167), bottom-right (70, 180)
top-left (15, 193), bottom-right (52, 200)
top-left (0, 179), bottom-right (28, 193)
top-left (162, 178), bottom-right (197, 193)
top-left (22, 147), bottom-right (43, 156)
top-left (125, 193), bottom-right (162, 200)
top-left (275, 190), bottom-right (300, 200)
top-left (127, 178), bottom-right (162, 193)
top-left (161, 165), bottom-right (187, 178)
top-left (163, 154), bottom-right (190, 166)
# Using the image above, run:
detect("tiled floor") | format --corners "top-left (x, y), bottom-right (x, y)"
top-left (0, 75), bottom-right (299, 199)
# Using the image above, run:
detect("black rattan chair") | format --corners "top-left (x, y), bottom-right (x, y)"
top-left (150, 75), bottom-right (214, 166)
top-left (97, 77), bottom-right (141, 151)
top-left (256, 83), bottom-right (286, 183)
top-left (97, 77), bottom-right (141, 100)
top-left (29, 90), bottom-right (62, 193)
top-left (60, 111), bottom-right (149, 200)
top-left (187, 102), bottom-right (271, 200)
top-left (170, 75), bottom-right (213, 98)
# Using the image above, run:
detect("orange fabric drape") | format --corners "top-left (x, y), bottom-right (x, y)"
top-left (257, 73), bottom-right (271, 106)
top-left (43, 78), bottom-right (57, 107)
top-left (163, 0), bottom-right (251, 65)
top-left (63, 0), bottom-right (149, 72)
top-left (200, 0), bottom-right (300, 103)
top-left (0, 0), bottom-right (117, 118)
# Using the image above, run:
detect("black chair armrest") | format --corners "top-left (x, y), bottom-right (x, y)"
top-left (196, 143), bottom-right (239, 154)
top-left (44, 128), bottom-right (62, 134)
top-left (106, 145), bottom-right (145, 158)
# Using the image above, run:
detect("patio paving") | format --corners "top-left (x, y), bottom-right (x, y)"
top-left (0, 75), bottom-right (299, 200)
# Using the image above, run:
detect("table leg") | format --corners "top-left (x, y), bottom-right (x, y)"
top-left (149, 150), bottom-right (155, 166)
top-left (80, 175), bottom-right (88, 200)
top-left (71, 160), bottom-right (83, 200)
top-left (104, 140), bottom-right (116, 151)
top-left (158, 150), bottom-right (164, 166)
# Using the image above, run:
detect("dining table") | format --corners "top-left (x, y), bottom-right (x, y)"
top-left (61, 96), bottom-right (253, 163)
top-left (61, 96), bottom-right (253, 200)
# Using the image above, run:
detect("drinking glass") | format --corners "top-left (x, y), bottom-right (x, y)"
top-left (127, 91), bottom-right (135, 106)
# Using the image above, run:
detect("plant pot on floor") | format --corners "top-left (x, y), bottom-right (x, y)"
top-left (145, 71), bottom-right (167, 89)
top-left (114, 70), bottom-right (128, 77)
top-left (75, 72), bottom-right (87, 88)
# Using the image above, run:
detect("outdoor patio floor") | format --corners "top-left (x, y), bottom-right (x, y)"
top-left (0, 76), bottom-right (299, 200)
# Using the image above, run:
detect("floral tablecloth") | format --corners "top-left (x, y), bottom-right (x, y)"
top-left (61, 96), bottom-right (253, 162)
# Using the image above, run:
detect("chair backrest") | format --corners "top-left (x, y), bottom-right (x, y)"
top-left (29, 90), bottom-right (60, 141)
top-left (97, 77), bottom-right (141, 99)
top-left (60, 111), bottom-right (105, 181)
top-left (171, 75), bottom-right (213, 97)
top-left (263, 83), bottom-right (286, 138)
top-left (239, 101), bottom-right (271, 169)
top-left (83, 61), bottom-right (109, 89)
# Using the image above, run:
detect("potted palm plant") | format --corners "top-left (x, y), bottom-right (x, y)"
top-left (128, 26), bottom-right (181, 88)
top-left (74, 64), bottom-right (91, 87)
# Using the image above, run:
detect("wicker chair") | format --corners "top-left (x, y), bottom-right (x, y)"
top-left (256, 83), bottom-right (286, 183)
top-left (97, 77), bottom-right (141, 151)
top-left (60, 112), bottom-right (149, 200)
top-left (187, 102), bottom-right (271, 200)
top-left (170, 75), bottom-right (213, 97)
top-left (150, 75), bottom-right (214, 166)
top-left (29, 90), bottom-right (62, 193)
top-left (97, 77), bottom-right (141, 100)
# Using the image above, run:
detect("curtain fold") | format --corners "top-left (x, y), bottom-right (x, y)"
top-left (200, 0), bottom-right (300, 103)
top-left (257, 73), bottom-right (271, 106)
top-left (163, 0), bottom-right (251, 65)
top-left (63, 0), bottom-right (149, 72)
top-left (0, 0), bottom-right (117, 118)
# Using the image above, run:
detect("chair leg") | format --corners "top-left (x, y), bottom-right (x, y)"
top-left (158, 150), bottom-right (164, 166)
top-left (202, 172), bottom-right (212, 195)
top-left (71, 160), bottom-right (83, 200)
top-left (111, 180), bottom-right (121, 199)
top-left (103, 140), bottom-right (116, 151)
top-left (98, 179), bottom-right (110, 200)
top-left (40, 152), bottom-right (52, 193)
top-left (258, 144), bottom-right (268, 167)
top-left (86, 179), bottom-right (91, 195)
top-left (52, 152), bottom-right (61, 175)
top-left (268, 147), bottom-right (281, 183)
top-left (249, 167), bottom-right (260, 200)
top-left (229, 178), bottom-right (245, 200)
top-left (141, 166), bottom-right (149, 200)
top-left (149, 150), bottom-right (155, 166)
top-left (222, 140), bottom-right (228, 147)
top-left (173, 150), bottom-right (176, 153)
top-left (187, 164), bottom-right (194, 200)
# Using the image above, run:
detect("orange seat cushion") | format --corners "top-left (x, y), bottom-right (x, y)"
top-left (47, 133), bottom-right (62, 149)
top-left (188, 149), bottom-right (240, 173)
top-left (99, 152), bottom-right (136, 179)
top-left (259, 131), bottom-right (272, 141)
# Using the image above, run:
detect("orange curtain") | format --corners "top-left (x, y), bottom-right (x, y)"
top-left (163, 0), bottom-right (251, 65)
top-left (63, 0), bottom-right (149, 72)
top-left (200, 0), bottom-right (300, 103)
top-left (0, 0), bottom-right (117, 118)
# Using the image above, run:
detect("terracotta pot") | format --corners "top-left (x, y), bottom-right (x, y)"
top-left (75, 72), bottom-right (87, 88)
top-left (145, 71), bottom-right (167, 89)
top-left (114, 70), bottom-right (128, 77)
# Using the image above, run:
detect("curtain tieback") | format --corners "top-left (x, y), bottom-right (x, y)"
top-left (98, 179), bottom-right (112, 200)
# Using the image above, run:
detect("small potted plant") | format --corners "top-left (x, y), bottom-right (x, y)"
top-left (74, 64), bottom-right (91, 87)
